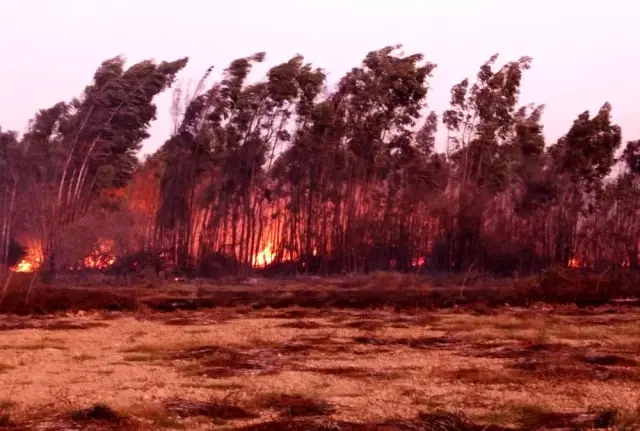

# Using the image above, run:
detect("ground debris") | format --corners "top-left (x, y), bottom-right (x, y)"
top-left (234, 411), bottom-right (518, 431)
top-left (8, 404), bottom-right (135, 431)
top-left (164, 398), bottom-right (258, 419)
top-left (169, 344), bottom-right (288, 378)
top-left (258, 393), bottom-right (336, 417)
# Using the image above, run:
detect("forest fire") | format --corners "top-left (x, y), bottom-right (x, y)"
top-left (1, 46), bottom-right (638, 282)
top-left (11, 256), bottom-right (41, 273)
top-left (568, 258), bottom-right (581, 268)
top-left (10, 240), bottom-right (117, 273)
top-left (10, 244), bottom-right (43, 273)
top-left (83, 239), bottom-right (117, 270)
top-left (253, 242), bottom-right (276, 268)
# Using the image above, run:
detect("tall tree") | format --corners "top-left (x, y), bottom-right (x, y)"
top-left (441, 54), bottom-right (532, 271)
top-left (21, 56), bottom-right (188, 278)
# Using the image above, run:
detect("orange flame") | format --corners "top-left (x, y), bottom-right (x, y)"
top-left (10, 247), bottom-right (42, 273)
top-left (253, 242), bottom-right (275, 268)
top-left (568, 258), bottom-right (580, 268)
top-left (11, 257), bottom-right (41, 273)
top-left (83, 239), bottom-right (116, 270)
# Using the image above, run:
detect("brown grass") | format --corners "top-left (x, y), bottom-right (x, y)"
top-left (255, 393), bottom-right (335, 417)
top-left (164, 398), bottom-right (258, 420)
top-left (0, 302), bottom-right (639, 429)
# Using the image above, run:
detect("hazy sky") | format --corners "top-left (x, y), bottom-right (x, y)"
top-left (1, 0), bottom-right (638, 156)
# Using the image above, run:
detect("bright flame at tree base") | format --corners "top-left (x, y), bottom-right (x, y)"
top-left (10, 239), bottom-right (117, 273)
top-left (253, 242), bottom-right (276, 268)
top-left (11, 257), bottom-right (41, 273)
top-left (83, 239), bottom-right (116, 270)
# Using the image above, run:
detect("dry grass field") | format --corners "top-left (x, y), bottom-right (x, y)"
top-left (1, 299), bottom-right (640, 430)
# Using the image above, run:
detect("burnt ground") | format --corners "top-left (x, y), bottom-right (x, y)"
top-left (0, 304), bottom-right (639, 430)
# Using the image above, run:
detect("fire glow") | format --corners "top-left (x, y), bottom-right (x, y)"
top-left (11, 256), bottom-right (41, 273)
top-left (83, 239), bottom-right (116, 270)
top-left (10, 239), bottom-right (117, 273)
top-left (252, 242), bottom-right (276, 268)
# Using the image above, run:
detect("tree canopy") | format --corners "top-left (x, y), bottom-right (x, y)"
top-left (1, 46), bottom-right (639, 280)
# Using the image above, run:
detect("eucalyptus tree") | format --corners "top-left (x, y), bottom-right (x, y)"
top-left (18, 56), bottom-right (188, 278)
top-left (157, 53), bottom-right (326, 272)
top-left (0, 128), bottom-right (21, 279)
top-left (547, 103), bottom-right (622, 267)
top-left (441, 54), bottom-right (533, 270)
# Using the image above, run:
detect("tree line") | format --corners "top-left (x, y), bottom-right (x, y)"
top-left (1, 46), bottom-right (639, 280)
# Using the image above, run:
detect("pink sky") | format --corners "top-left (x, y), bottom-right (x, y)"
top-left (1, 0), bottom-right (638, 156)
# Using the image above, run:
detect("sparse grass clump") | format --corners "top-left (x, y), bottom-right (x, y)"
top-left (164, 398), bottom-right (258, 420)
top-left (256, 393), bottom-right (335, 417)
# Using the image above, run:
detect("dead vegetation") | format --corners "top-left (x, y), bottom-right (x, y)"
top-left (163, 398), bottom-right (258, 420)
top-left (1, 289), bottom-right (640, 430)
top-left (256, 393), bottom-right (335, 417)
top-left (1, 269), bottom-right (639, 316)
